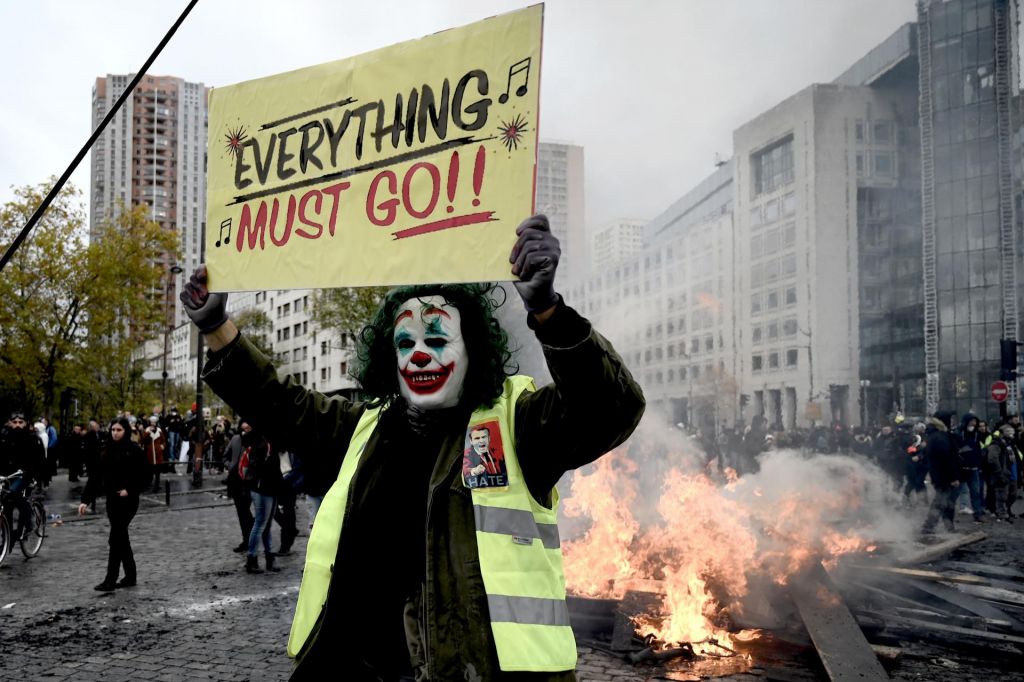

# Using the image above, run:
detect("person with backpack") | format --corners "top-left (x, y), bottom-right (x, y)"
top-left (238, 428), bottom-right (282, 573)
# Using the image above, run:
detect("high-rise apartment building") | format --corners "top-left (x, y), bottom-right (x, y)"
top-left (591, 219), bottom-right (646, 271)
top-left (90, 74), bottom-right (208, 328)
top-left (536, 142), bottom-right (585, 283)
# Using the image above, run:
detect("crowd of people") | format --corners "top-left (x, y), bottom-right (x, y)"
top-left (690, 410), bottom-right (1024, 533)
top-left (0, 405), bottom-right (327, 585)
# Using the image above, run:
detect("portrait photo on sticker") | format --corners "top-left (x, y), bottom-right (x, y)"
top-left (462, 420), bottom-right (508, 489)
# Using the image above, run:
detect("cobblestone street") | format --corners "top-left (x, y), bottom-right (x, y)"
top-left (0, 473), bottom-right (656, 682)
top-left (0, 473), bottom-right (302, 681)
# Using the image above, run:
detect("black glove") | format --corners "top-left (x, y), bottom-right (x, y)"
top-left (179, 265), bottom-right (229, 333)
top-left (510, 214), bottom-right (560, 313)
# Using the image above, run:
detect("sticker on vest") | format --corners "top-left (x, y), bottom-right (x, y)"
top-left (462, 419), bottom-right (509, 489)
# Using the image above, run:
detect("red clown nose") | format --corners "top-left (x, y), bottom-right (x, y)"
top-left (410, 351), bottom-right (432, 367)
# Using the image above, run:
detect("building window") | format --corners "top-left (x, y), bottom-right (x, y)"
top-left (750, 206), bottom-right (763, 228)
top-left (752, 326), bottom-right (763, 344)
top-left (767, 321), bottom-right (779, 340)
top-left (704, 335), bottom-right (714, 352)
top-left (873, 120), bottom-right (891, 144)
top-left (782, 254), bottom-right (797, 277)
top-left (874, 152), bottom-right (893, 176)
top-left (321, 341), bottom-right (328, 355)
top-left (751, 294), bottom-right (763, 315)
top-left (752, 354), bottom-right (764, 372)
top-left (751, 264), bottom-right (764, 287)
top-left (782, 192), bottom-right (796, 216)
top-left (340, 361), bottom-right (348, 375)
top-left (855, 120), bottom-right (865, 142)
top-left (752, 135), bottom-right (794, 196)
top-left (751, 235), bottom-right (763, 259)
top-left (786, 349), bottom-right (799, 367)
top-left (783, 223), bottom-right (796, 248)
top-left (765, 228), bottom-right (780, 254)
top-left (768, 352), bottom-right (780, 369)
top-left (784, 318), bottom-right (798, 337)
top-left (785, 286), bottom-right (797, 306)
top-left (766, 290), bottom-right (779, 310)
top-left (293, 323), bottom-right (302, 337)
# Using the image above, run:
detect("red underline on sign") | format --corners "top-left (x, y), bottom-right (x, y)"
top-left (392, 212), bottom-right (497, 240)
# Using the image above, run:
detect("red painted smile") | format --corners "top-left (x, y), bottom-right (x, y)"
top-left (400, 363), bottom-right (454, 394)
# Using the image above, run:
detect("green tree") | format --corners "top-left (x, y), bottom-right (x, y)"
top-left (311, 286), bottom-right (389, 347)
top-left (233, 307), bottom-right (273, 357)
top-left (0, 181), bottom-right (178, 420)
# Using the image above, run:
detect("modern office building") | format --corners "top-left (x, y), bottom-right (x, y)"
top-left (536, 142), bottom-right (585, 283)
top-left (916, 0), bottom-right (1020, 416)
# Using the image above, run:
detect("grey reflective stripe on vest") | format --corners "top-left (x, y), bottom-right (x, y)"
top-left (487, 594), bottom-right (571, 627)
top-left (473, 505), bottom-right (561, 549)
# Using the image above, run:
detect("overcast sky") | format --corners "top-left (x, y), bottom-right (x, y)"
top-left (0, 0), bottom-right (916, 232)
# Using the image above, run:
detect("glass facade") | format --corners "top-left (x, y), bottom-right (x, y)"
top-left (922, 0), bottom-right (1013, 419)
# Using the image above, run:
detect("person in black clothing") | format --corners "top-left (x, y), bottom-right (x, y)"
top-left (922, 410), bottom-right (961, 533)
top-left (956, 413), bottom-right (985, 522)
top-left (224, 420), bottom-right (254, 553)
top-left (77, 417), bottom-right (149, 592)
top-left (81, 419), bottom-right (104, 481)
top-left (65, 424), bottom-right (85, 482)
top-left (1, 411), bottom-right (45, 539)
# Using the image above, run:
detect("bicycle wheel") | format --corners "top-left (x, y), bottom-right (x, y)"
top-left (19, 501), bottom-right (45, 558)
top-left (0, 513), bottom-right (9, 567)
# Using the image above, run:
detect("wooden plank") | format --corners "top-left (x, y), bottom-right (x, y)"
top-left (854, 564), bottom-right (993, 586)
top-left (858, 609), bottom-right (1024, 645)
top-left (895, 531), bottom-right (987, 565)
top-left (851, 581), bottom-right (951, 615)
top-left (908, 579), bottom-right (1024, 631)
top-left (791, 564), bottom-right (890, 681)
top-left (944, 561), bottom-right (1024, 581)
top-left (948, 582), bottom-right (1024, 607)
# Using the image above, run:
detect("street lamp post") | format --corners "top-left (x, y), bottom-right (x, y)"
top-left (161, 264), bottom-right (184, 416)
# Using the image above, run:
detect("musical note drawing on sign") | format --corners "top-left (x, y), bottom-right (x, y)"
top-left (498, 57), bottom-right (531, 103)
top-left (215, 218), bottom-right (232, 248)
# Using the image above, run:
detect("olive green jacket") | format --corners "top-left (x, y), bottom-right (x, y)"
top-left (201, 306), bottom-right (645, 680)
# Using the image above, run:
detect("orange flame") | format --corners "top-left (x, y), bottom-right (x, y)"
top-left (562, 445), bottom-right (874, 649)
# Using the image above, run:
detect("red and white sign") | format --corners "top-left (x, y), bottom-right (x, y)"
top-left (992, 381), bottom-right (1010, 402)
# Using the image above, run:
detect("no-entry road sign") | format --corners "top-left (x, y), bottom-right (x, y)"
top-left (992, 381), bottom-right (1010, 402)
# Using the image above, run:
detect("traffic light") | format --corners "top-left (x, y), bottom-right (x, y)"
top-left (1001, 338), bottom-right (1022, 380)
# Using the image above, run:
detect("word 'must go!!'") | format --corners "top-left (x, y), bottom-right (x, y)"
top-left (219, 59), bottom-right (533, 251)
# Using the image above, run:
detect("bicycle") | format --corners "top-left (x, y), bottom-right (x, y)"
top-left (0, 470), bottom-right (47, 565)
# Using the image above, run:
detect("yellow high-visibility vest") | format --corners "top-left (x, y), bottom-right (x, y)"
top-left (287, 375), bottom-right (576, 672)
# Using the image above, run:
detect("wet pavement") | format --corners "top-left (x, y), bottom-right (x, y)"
top-left (4, 471), bottom-right (1023, 681)
top-left (0, 470), bottom-right (305, 682)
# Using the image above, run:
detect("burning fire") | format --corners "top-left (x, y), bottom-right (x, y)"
top-left (561, 443), bottom-right (878, 652)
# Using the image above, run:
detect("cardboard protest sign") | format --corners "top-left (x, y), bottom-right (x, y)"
top-left (205, 4), bottom-right (543, 291)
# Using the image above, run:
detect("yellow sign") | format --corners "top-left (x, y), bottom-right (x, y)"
top-left (205, 5), bottom-right (543, 291)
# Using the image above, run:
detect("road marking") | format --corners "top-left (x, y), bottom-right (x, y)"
top-left (164, 586), bottom-right (299, 617)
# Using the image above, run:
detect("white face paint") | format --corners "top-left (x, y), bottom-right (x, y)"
top-left (394, 295), bottom-right (468, 410)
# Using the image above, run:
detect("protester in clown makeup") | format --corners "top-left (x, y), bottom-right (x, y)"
top-left (180, 214), bottom-right (645, 681)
